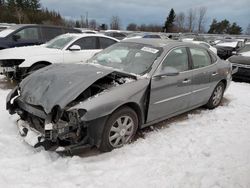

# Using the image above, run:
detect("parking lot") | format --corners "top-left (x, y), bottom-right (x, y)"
top-left (0, 75), bottom-right (249, 188)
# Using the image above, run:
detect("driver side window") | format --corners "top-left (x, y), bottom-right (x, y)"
top-left (162, 47), bottom-right (189, 72)
top-left (71, 37), bottom-right (97, 50)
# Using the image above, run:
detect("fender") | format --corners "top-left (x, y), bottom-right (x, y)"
top-left (69, 78), bottom-right (150, 122)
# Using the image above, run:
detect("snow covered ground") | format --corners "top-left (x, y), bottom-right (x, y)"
top-left (0, 76), bottom-right (250, 188)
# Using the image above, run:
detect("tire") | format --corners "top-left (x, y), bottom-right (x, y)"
top-left (206, 82), bottom-right (225, 109)
top-left (99, 107), bottom-right (138, 152)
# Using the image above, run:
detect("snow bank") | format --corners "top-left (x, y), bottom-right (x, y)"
top-left (0, 82), bottom-right (250, 188)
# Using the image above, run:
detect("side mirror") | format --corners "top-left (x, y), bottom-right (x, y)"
top-left (12, 34), bottom-right (20, 41)
top-left (232, 51), bottom-right (237, 55)
top-left (69, 45), bottom-right (81, 51)
top-left (154, 67), bottom-right (180, 78)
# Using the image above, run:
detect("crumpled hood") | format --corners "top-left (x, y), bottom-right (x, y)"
top-left (0, 45), bottom-right (60, 60)
top-left (19, 64), bottom-right (114, 114)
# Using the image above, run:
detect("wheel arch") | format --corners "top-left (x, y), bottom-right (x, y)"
top-left (28, 61), bottom-right (51, 72)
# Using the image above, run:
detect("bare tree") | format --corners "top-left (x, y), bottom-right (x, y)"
top-left (127, 23), bottom-right (137, 31)
top-left (186, 8), bottom-right (196, 32)
top-left (89, 19), bottom-right (97, 30)
top-left (197, 7), bottom-right (207, 33)
top-left (175, 12), bottom-right (185, 32)
top-left (110, 16), bottom-right (121, 30)
top-left (15, 7), bottom-right (25, 24)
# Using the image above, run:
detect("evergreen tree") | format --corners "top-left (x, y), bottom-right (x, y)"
top-left (228, 22), bottom-right (242, 34)
top-left (164, 8), bottom-right (176, 32)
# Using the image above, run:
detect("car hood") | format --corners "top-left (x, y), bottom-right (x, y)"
top-left (18, 64), bottom-right (116, 114)
top-left (0, 45), bottom-right (60, 60)
top-left (228, 55), bottom-right (250, 65)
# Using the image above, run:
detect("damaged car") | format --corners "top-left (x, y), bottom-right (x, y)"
top-left (7, 39), bottom-right (232, 153)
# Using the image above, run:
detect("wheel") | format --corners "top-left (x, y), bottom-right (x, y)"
top-left (28, 64), bottom-right (47, 75)
top-left (99, 107), bottom-right (138, 152)
top-left (206, 82), bottom-right (225, 109)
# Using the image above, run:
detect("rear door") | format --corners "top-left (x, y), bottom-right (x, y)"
top-left (63, 36), bottom-right (99, 63)
top-left (98, 36), bottom-right (117, 49)
top-left (188, 47), bottom-right (218, 107)
top-left (10, 26), bottom-right (42, 47)
top-left (147, 47), bottom-right (193, 122)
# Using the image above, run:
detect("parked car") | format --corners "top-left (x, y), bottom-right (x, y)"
top-left (0, 24), bottom-right (81, 50)
top-left (123, 32), bottom-right (169, 40)
top-left (0, 33), bottom-right (119, 80)
top-left (182, 40), bottom-right (217, 54)
top-left (7, 39), bottom-right (232, 153)
top-left (215, 39), bottom-right (245, 60)
top-left (103, 30), bottom-right (129, 40)
top-left (227, 44), bottom-right (250, 81)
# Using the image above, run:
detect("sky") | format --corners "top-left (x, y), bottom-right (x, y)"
top-left (40, 0), bottom-right (250, 32)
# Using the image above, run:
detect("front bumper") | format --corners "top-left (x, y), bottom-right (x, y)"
top-left (232, 63), bottom-right (250, 81)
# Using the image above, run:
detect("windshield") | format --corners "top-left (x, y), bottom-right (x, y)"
top-left (0, 29), bottom-right (15, 38)
top-left (46, 35), bottom-right (76, 49)
top-left (238, 44), bottom-right (250, 53)
top-left (88, 42), bottom-right (162, 75)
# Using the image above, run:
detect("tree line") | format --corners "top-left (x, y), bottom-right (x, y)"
top-left (0, 0), bottom-right (64, 25)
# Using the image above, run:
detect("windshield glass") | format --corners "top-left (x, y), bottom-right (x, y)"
top-left (238, 44), bottom-right (250, 53)
top-left (46, 35), bottom-right (76, 49)
top-left (0, 29), bottom-right (15, 38)
top-left (88, 42), bottom-right (162, 75)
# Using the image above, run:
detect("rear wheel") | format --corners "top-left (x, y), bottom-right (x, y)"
top-left (206, 82), bottom-right (225, 109)
top-left (99, 107), bottom-right (138, 152)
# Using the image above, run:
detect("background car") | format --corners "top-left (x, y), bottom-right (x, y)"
top-left (123, 32), bottom-right (169, 40)
top-left (182, 40), bottom-right (217, 54)
top-left (7, 39), bottom-right (231, 153)
top-left (0, 33), bottom-right (119, 80)
top-left (103, 30), bottom-right (129, 40)
top-left (0, 24), bottom-right (81, 50)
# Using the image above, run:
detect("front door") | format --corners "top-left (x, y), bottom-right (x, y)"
top-left (147, 47), bottom-right (193, 122)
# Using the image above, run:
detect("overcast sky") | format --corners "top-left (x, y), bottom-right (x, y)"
top-left (40, 0), bottom-right (250, 31)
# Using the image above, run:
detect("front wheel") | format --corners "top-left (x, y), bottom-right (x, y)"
top-left (206, 82), bottom-right (225, 109)
top-left (99, 107), bottom-right (138, 152)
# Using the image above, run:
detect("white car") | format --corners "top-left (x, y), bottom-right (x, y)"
top-left (184, 40), bottom-right (217, 54)
top-left (0, 33), bottom-right (119, 80)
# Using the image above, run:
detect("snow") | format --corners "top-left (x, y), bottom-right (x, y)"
top-left (240, 51), bottom-right (250, 57)
top-left (216, 42), bottom-right (238, 48)
top-left (0, 80), bottom-right (250, 188)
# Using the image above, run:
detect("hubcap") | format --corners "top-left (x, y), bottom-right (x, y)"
top-left (212, 85), bottom-right (223, 106)
top-left (108, 115), bottom-right (134, 148)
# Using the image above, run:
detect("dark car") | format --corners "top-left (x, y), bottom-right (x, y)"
top-left (103, 31), bottom-right (128, 40)
top-left (228, 44), bottom-right (250, 81)
top-left (7, 39), bottom-right (232, 153)
top-left (0, 24), bottom-right (81, 50)
top-left (215, 40), bottom-right (245, 60)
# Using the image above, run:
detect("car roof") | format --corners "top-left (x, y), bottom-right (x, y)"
top-left (7, 24), bottom-right (78, 30)
top-left (58, 33), bottom-right (120, 41)
top-left (120, 38), bottom-right (202, 50)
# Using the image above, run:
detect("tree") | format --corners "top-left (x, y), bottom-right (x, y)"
top-left (89, 19), bottom-right (97, 30)
top-left (163, 8), bottom-right (175, 32)
top-left (175, 12), bottom-right (185, 32)
top-left (197, 6), bottom-right (207, 33)
top-left (208, 19), bottom-right (217, 33)
top-left (187, 8), bottom-right (196, 32)
top-left (110, 15), bottom-right (121, 30)
top-left (127, 23), bottom-right (137, 31)
top-left (246, 24), bottom-right (250, 35)
top-left (228, 22), bottom-right (242, 34)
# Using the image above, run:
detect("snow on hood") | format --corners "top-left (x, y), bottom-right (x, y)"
top-left (19, 64), bottom-right (114, 114)
top-left (0, 45), bottom-right (61, 60)
top-left (240, 51), bottom-right (250, 57)
top-left (216, 42), bottom-right (237, 48)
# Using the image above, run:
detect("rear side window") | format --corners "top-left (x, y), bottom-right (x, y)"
top-left (209, 51), bottom-right (217, 63)
top-left (113, 33), bottom-right (126, 38)
top-left (190, 48), bottom-right (211, 69)
top-left (15, 27), bottom-right (40, 40)
top-left (144, 35), bottom-right (161, 39)
top-left (71, 37), bottom-right (97, 50)
top-left (162, 47), bottom-right (189, 72)
top-left (41, 27), bottom-right (63, 41)
top-left (99, 37), bottom-right (116, 49)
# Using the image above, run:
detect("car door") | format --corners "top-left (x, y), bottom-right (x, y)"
top-left (147, 47), bottom-right (193, 122)
top-left (63, 36), bottom-right (100, 63)
top-left (10, 26), bottom-right (42, 47)
top-left (98, 37), bottom-right (117, 49)
top-left (188, 47), bottom-right (218, 107)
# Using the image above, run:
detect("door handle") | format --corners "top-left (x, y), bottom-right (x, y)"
top-left (182, 79), bottom-right (191, 84)
top-left (212, 72), bottom-right (218, 76)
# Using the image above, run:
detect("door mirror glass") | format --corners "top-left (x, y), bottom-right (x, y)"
top-left (69, 45), bottom-right (81, 51)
